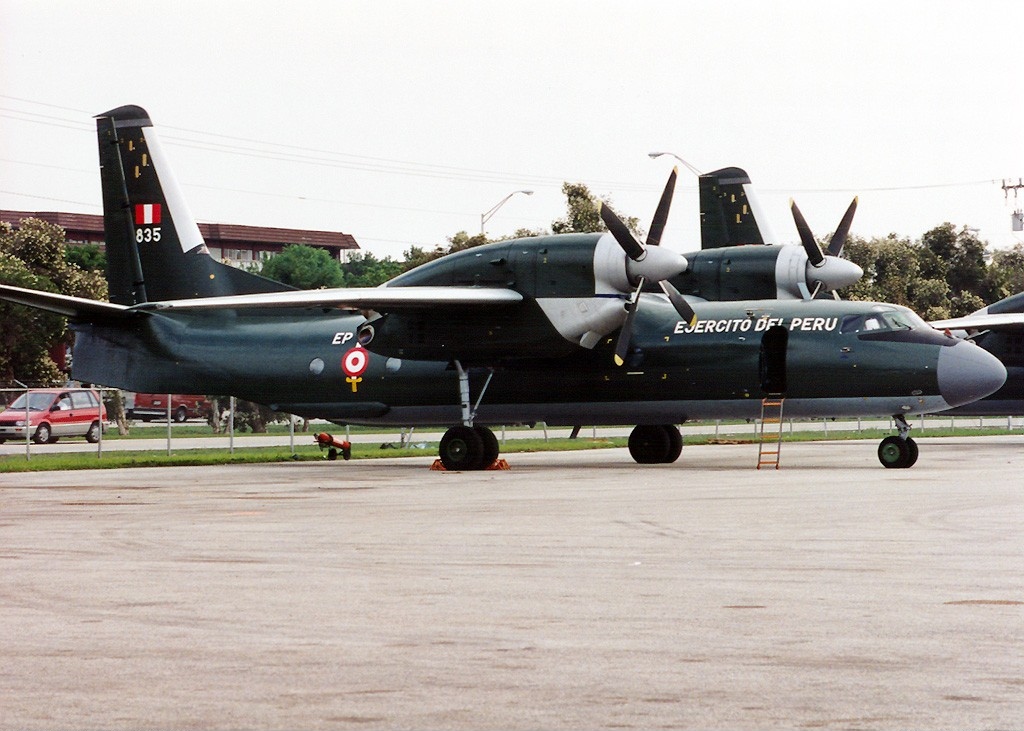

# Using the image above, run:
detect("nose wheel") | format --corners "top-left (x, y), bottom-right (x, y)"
top-left (878, 415), bottom-right (919, 468)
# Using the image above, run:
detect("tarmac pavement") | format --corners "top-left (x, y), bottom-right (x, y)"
top-left (1, 438), bottom-right (1022, 729)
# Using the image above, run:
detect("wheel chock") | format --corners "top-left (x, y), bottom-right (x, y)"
top-left (429, 458), bottom-right (511, 471)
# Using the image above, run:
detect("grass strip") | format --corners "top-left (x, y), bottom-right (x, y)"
top-left (2, 426), bottom-right (1021, 473)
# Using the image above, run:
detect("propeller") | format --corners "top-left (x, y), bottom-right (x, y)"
top-left (827, 196), bottom-right (858, 257)
top-left (599, 168), bottom-right (697, 365)
top-left (789, 197), bottom-right (863, 299)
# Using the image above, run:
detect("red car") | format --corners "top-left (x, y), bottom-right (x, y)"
top-left (0, 389), bottom-right (107, 444)
top-left (126, 393), bottom-right (212, 423)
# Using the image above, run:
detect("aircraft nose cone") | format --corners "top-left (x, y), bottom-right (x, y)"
top-left (937, 340), bottom-right (1007, 408)
top-left (807, 256), bottom-right (864, 291)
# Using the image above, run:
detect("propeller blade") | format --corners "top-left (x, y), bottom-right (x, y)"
top-left (613, 277), bottom-right (645, 366)
top-left (827, 196), bottom-right (858, 257)
top-left (647, 167), bottom-right (678, 247)
top-left (600, 202), bottom-right (646, 261)
top-left (790, 199), bottom-right (825, 267)
top-left (659, 280), bottom-right (697, 328)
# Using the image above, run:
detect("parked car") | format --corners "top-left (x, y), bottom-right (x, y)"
top-left (0, 389), bottom-right (107, 444)
top-left (125, 393), bottom-right (212, 423)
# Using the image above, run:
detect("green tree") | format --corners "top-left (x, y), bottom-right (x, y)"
top-left (401, 244), bottom-right (446, 272)
top-left (447, 231), bottom-right (489, 253)
top-left (989, 244), bottom-right (1024, 298)
top-left (947, 228), bottom-right (993, 301)
top-left (259, 244), bottom-right (344, 289)
top-left (0, 252), bottom-right (66, 385)
top-left (0, 219), bottom-right (107, 386)
top-left (948, 290), bottom-right (987, 317)
top-left (65, 243), bottom-right (107, 273)
top-left (399, 233), bottom-right (490, 273)
top-left (843, 234), bottom-right (920, 305)
top-left (340, 251), bottom-right (403, 287)
top-left (919, 223), bottom-right (957, 282)
top-left (550, 182), bottom-right (642, 237)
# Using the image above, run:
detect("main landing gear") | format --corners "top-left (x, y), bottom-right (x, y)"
top-left (628, 424), bottom-right (683, 464)
top-left (877, 414), bottom-right (919, 469)
top-left (436, 361), bottom-right (503, 471)
top-left (438, 424), bottom-right (500, 471)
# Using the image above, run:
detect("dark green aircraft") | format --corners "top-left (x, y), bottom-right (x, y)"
top-left (0, 106), bottom-right (1007, 470)
top-left (931, 291), bottom-right (1024, 415)
top-left (690, 164), bottom-right (1024, 419)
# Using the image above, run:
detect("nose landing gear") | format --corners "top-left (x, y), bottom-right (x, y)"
top-left (878, 414), bottom-right (919, 469)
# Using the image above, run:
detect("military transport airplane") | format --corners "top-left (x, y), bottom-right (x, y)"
top-left (688, 164), bottom-right (1024, 419)
top-left (0, 105), bottom-right (1007, 470)
top-left (931, 291), bottom-right (1024, 416)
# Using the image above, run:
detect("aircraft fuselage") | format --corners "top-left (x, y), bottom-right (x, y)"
top-left (70, 295), bottom-right (994, 428)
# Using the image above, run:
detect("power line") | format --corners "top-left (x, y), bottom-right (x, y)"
top-left (4, 97), bottom-right (1004, 196)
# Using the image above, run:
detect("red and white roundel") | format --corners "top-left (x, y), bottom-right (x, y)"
top-left (342, 345), bottom-right (369, 377)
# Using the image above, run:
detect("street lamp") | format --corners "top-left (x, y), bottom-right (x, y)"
top-left (481, 189), bottom-right (533, 235)
top-left (648, 152), bottom-right (703, 177)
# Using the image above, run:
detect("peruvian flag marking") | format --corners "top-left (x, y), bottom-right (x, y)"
top-left (134, 203), bottom-right (161, 225)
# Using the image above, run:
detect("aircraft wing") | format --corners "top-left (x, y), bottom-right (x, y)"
top-left (131, 285), bottom-right (524, 312)
top-left (931, 312), bottom-right (1024, 331)
top-left (0, 283), bottom-right (133, 320)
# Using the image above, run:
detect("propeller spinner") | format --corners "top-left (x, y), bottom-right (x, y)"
top-left (789, 197), bottom-right (863, 299)
top-left (599, 168), bottom-right (697, 365)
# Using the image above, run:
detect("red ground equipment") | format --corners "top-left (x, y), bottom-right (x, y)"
top-left (314, 432), bottom-right (351, 460)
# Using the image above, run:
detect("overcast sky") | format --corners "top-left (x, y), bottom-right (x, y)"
top-left (2, 0), bottom-right (1022, 260)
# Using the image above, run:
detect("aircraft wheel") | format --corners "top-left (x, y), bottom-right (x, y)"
top-left (663, 425), bottom-right (683, 463)
top-left (878, 435), bottom-right (912, 469)
top-left (628, 425), bottom-right (670, 464)
top-left (474, 426), bottom-right (500, 468)
top-left (904, 437), bottom-right (919, 467)
top-left (439, 425), bottom-right (484, 471)
top-left (327, 447), bottom-right (338, 461)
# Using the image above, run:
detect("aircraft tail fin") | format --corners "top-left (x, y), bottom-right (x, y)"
top-left (95, 105), bottom-right (293, 305)
top-left (699, 166), bottom-right (776, 249)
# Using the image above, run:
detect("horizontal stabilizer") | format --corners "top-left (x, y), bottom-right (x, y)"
top-left (0, 284), bottom-right (133, 320)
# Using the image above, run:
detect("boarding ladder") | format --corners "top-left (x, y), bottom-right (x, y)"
top-left (756, 396), bottom-right (785, 470)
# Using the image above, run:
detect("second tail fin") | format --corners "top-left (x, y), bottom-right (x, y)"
top-left (698, 166), bottom-right (777, 249)
top-left (96, 105), bottom-right (293, 304)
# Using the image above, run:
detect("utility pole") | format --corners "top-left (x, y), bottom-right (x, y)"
top-left (1002, 179), bottom-right (1024, 232)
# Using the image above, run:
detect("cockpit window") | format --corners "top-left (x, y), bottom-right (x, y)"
top-left (881, 311), bottom-right (913, 330)
top-left (840, 314), bottom-right (884, 333)
top-left (840, 307), bottom-right (928, 334)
